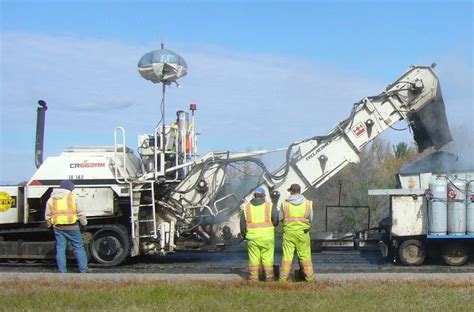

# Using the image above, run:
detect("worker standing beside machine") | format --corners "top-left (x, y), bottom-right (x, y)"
top-left (279, 184), bottom-right (314, 282)
top-left (241, 188), bottom-right (279, 281)
top-left (45, 180), bottom-right (89, 273)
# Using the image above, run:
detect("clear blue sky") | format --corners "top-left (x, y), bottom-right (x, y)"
top-left (1, 0), bottom-right (473, 183)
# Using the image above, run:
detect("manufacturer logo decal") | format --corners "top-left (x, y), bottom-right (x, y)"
top-left (305, 142), bottom-right (330, 161)
top-left (352, 123), bottom-right (366, 137)
top-left (0, 192), bottom-right (16, 212)
top-left (70, 161), bottom-right (106, 169)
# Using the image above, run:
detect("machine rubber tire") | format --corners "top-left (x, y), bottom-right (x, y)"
top-left (441, 243), bottom-right (469, 266)
top-left (90, 226), bottom-right (130, 266)
top-left (398, 239), bottom-right (425, 266)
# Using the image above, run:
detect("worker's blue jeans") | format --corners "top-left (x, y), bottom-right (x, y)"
top-left (54, 228), bottom-right (88, 273)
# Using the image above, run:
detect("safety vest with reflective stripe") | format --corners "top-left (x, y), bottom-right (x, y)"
top-left (51, 193), bottom-right (78, 226)
top-left (282, 200), bottom-right (312, 232)
top-left (244, 202), bottom-right (274, 239)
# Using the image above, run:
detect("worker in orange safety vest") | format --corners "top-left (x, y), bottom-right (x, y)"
top-left (279, 183), bottom-right (315, 281)
top-left (240, 187), bottom-right (279, 281)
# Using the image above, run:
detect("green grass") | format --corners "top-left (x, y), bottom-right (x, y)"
top-left (0, 279), bottom-right (472, 311)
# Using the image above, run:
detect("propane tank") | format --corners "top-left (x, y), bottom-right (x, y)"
top-left (447, 180), bottom-right (467, 235)
top-left (428, 178), bottom-right (447, 235)
top-left (467, 181), bottom-right (474, 235)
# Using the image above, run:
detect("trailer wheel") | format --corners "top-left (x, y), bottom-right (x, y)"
top-left (398, 239), bottom-right (425, 266)
top-left (90, 226), bottom-right (130, 266)
top-left (441, 243), bottom-right (469, 266)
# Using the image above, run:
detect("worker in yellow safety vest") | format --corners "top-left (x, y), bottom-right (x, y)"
top-left (45, 180), bottom-right (89, 273)
top-left (240, 187), bottom-right (279, 281)
top-left (279, 183), bottom-right (315, 281)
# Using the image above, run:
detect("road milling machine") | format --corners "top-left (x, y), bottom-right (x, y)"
top-left (0, 48), bottom-right (453, 266)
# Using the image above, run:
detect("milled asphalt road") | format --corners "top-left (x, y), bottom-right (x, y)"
top-left (2, 248), bottom-right (473, 282)
top-left (1, 272), bottom-right (473, 282)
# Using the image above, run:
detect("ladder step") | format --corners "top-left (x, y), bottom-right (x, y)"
top-left (130, 202), bottom-right (153, 205)
top-left (139, 235), bottom-right (157, 238)
top-left (133, 188), bottom-right (153, 191)
top-left (139, 219), bottom-right (156, 222)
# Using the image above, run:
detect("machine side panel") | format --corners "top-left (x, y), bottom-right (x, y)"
top-left (74, 187), bottom-right (115, 217)
top-left (399, 174), bottom-right (422, 189)
top-left (30, 156), bottom-right (116, 182)
top-left (294, 137), bottom-right (360, 188)
top-left (391, 195), bottom-right (427, 236)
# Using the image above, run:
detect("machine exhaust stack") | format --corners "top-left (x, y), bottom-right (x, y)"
top-left (35, 100), bottom-right (48, 168)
